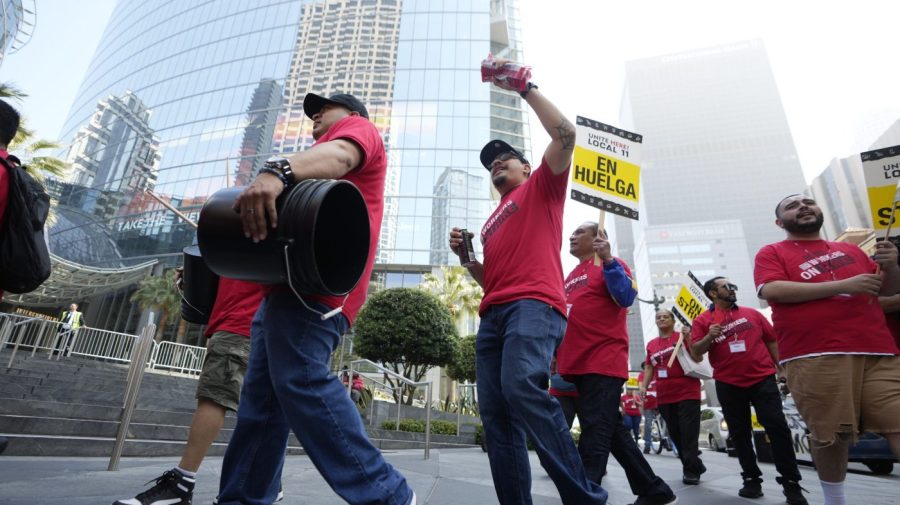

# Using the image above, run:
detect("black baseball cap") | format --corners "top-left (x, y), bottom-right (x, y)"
top-left (303, 92), bottom-right (369, 119)
top-left (479, 139), bottom-right (529, 170)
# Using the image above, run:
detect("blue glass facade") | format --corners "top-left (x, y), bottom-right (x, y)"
top-left (49, 0), bottom-right (529, 330)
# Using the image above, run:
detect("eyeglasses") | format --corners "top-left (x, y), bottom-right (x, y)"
top-left (718, 283), bottom-right (738, 292)
top-left (493, 151), bottom-right (519, 164)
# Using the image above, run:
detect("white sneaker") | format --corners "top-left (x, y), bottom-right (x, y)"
top-left (410, 491), bottom-right (417, 505)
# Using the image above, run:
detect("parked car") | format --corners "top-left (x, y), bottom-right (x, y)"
top-left (699, 407), bottom-right (728, 452)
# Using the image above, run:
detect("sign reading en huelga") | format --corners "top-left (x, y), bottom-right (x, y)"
top-left (671, 271), bottom-right (710, 327)
top-left (571, 116), bottom-right (642, 220)
top-left (861, 144), bottom-right (900, 235)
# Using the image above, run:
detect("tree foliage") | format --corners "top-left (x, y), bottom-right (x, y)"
top-left (420, 266), bottom-right (481, 329)
top-left (446, 334), bottom-right (477, 384)
top-left (354, 288), bottom-right (458, 404)
top-left (130, 270), bottom-right (181, 341)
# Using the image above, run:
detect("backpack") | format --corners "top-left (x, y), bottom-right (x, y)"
top-left (0, 156), bottom-right (52, 293)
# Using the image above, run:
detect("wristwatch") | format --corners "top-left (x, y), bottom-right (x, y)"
top-left (259, 157), bottom-right (294, 188)
top-left (519, 81), bottom-right (538, 99)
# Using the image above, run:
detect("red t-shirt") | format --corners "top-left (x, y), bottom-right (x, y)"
top-left (754, 240), bottom-right (899, 362)
top-left (0, 150), bottom-right (10, 301)
top-left (691, 305), bottom-right (777, 388)
top-left (621, 393), bottom-right (641, 416)
top-left (557, 257), bottom-right (631, 379)
top-left (205, 277), bottom-right (265, 338)
top-left (645, 335), bottom-right (701, 405)
top-left (305, 115), bottom-right (385, 326)
top-left (479, 158), bottom-right (568, 315)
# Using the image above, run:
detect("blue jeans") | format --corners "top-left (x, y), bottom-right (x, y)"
top-left (622, 414), bottom-right (642, 441)
top-left (642, 409), bottom-right (656, 451)
top-left (476, 299), bottom-right (608, 505)
top-left (217, 292), bottom-right (413, 505)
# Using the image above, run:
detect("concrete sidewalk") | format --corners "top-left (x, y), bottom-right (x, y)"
top-left (0, 447), bottom-right (897, 504)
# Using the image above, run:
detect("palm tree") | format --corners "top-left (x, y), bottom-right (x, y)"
top-left (0, 82), bottom-right (27, 101)
top-left (130, 270), bottom-right (182, 342)
top-left (420, 266), bottom-right (482, 334)
top-left (8, 119), bottom-right (68, 181)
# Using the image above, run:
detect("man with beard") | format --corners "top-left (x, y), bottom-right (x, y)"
top-left (449, 59), bottom-right (608, 504)
top-left (754, 194), bottom-right (900, 505)
top-left (691, 277), bottom-right (806, 503)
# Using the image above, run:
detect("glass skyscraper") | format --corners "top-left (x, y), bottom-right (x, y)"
top-left (47, 0), bottom-right (530, 333)
top-left (0, 0), bottom-right (33, 68)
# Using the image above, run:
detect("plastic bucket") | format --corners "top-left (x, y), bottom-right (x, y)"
top-left (181, 245), bottom-right (219, 324)
top-left (197, 179), bottom-right (370, 296)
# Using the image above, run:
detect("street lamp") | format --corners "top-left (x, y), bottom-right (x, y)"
top-left (635, 290), bottom-right (666, 311)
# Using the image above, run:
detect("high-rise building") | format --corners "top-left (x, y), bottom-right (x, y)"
top-left (621, 39), bottom-right (806, 264)
top-left (0, 0), bottom-right (33, 68)
top-left (45, 0), bottom-right (530, 342)
top-left (616, 40), bottom-right (806, 352)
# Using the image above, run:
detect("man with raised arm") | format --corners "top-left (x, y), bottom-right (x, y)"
top-left (449, 60), bottom-right (608, 505)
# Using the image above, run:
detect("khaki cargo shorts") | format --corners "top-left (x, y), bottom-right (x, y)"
top-left (784, 354), bottom-right (900, 444)
top-left (196, 331), bottom-right (251, 412)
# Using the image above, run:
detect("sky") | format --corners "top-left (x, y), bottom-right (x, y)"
top-left (4, 0), bottom-right (900, 269)
top-left (6, 0), bottom-right (899, 184)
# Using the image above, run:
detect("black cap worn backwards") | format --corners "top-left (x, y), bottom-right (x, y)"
top-left (479, 139), bottom-right (529, 170)
top-left (303, 92), bottom-right (369, 119)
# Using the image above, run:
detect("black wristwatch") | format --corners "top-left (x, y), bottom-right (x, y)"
top-left (519, 81), bottom-right (538, 99)
top-left (259, 157), bottom-right (294, 188)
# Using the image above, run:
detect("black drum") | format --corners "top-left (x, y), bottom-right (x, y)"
top-left (180, 245), bottom-right (219, 324)
top-left (197, 179), bottom-right (370, 296)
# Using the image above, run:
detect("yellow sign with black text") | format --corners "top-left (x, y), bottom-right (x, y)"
top-left (862, 145), bottom-right (900, 235)
top-left (672, 271), bottom-right (711, 326)
top-left (571, 116), bottom-right (643, 220)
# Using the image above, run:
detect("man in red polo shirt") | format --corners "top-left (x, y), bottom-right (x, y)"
top-left (755, 194), bottom-right (900, 505)
top-left (691, 277), bottom-right (806, 503)
top-left (556, 221), bottom-right (676, 505)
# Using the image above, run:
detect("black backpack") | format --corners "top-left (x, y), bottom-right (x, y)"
top-left (0, 156), bottom-right (51, 293)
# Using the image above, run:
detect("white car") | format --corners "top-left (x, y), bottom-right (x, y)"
top-left (700, 406), bottom-right (728, 452)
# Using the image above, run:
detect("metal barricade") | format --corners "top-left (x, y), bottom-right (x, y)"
top-left (349, 359), bottom-right (434, 459)
top-left (150, 340), bottom-right (207, 376)
top-left (67, 326), bottom-right (142, 364)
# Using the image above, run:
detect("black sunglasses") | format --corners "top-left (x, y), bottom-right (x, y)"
top-left (718, 283), bottom-right (738, 291)
top-left (493, 151), bottom-right (520, 163)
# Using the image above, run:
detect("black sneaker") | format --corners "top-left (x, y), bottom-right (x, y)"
top-left (738, 477), bottom-right (764, 498)
top-left (778, 478), bottom-right (809, 505)
top-left (643, 446), bottom-right (651, 454)
top-left (682, 473), bottom-right (700, 485)
top-left (114, 469), bottom-right (194, 505)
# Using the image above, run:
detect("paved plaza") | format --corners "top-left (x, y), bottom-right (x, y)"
top-left (0, 446), bottom-right (896, 504)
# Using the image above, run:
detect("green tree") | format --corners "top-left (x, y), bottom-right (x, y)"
top-left (130, 270), bottom-right (181, 342)
top-left (354, 288), bottom-right (457, 404)
top-left (0, 82), bottom-right (26, 101)
top-left (420, 266), bottom-right (481, 334)
top-left (446, 334), bottom-right (477, 384)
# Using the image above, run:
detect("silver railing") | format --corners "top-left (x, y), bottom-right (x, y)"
top-left (2, 314), bottom-right (48, 367)
top-left (65, 326), bottom-right (140, 364)
top-left (349, 359), bottom-right (434, 459)
top-left (353, 374), bottom-right (401, 428)
top-left (150, 341), bottom-right (206, 376)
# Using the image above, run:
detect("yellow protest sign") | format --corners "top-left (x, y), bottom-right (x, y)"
top-left (862, 145), bottom-right (900, 235)
top-left (571, 116), bottom-right (642, 220)
top-left (672, 271), bottom-right (710, 326)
